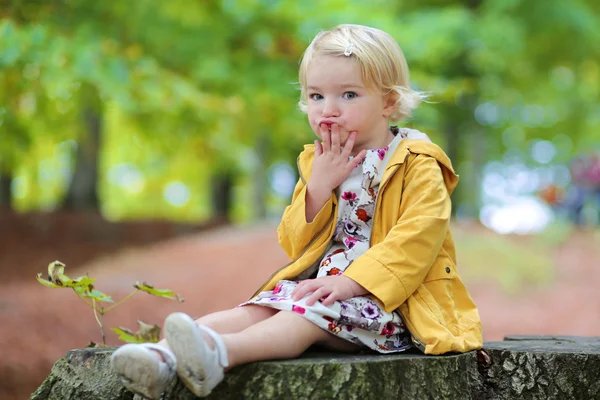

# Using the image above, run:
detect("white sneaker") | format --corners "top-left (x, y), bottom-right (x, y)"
top-left (164, 312), bottom-right (229, 397)
top-left (111, 342), bottom-right (176, 400)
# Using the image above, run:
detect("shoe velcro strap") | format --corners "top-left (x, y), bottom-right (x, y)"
top-left (198, 325), bottom-right (230, 368)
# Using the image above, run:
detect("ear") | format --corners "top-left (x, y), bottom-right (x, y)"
top-left (382, 92), bottom-right (397, 118)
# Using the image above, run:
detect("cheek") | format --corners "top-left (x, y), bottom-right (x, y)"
top-left (307, 109), bottom-right (320, 129)
top-left (340, 130), bottom-right (350, 143)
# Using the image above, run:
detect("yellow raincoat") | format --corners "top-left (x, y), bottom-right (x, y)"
top-left (252, 138), bottom-right (483, 354)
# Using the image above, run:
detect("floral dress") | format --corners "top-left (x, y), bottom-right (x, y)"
top-left (242, 129), bottom-right (414, 353)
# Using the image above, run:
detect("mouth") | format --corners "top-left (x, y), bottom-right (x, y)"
top-left (319, 120), bottom-right (335, 128)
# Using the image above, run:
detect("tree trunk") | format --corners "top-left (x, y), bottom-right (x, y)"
top-left (31, 337), bottom-right (600, 400)
top-left (444, 122), bottom-right (460, 171)
top-left (211, 172), bottom-right (233, 222)
top-left (0, 171), bottom-right (12, 209)
top-left (252, 134), bottom-right (269, 220)
top-left (442, 0), bottom-right (483, 218)
top-left (444, 119), bottom-right (464, 217)
top-left (61, 108), bottom-right (101, 211)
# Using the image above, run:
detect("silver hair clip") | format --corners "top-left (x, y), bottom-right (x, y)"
top-left (343, 43), bottom-right (354, 57)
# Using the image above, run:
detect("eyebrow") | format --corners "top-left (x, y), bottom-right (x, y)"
top-left (306, 84), bottom-right (364, 91)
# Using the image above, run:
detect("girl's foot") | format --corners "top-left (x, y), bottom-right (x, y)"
top-left (164, 312), bottom-right (229, 397)
top-left (111, 343), bottom-right (176, 400)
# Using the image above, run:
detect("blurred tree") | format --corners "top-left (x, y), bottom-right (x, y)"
top-left (61, 85), bottom-right (102, 211)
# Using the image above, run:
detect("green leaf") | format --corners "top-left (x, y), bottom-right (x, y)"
top-left (111, 327), bottom-right (141, 343)
top-left (36, 273), bottom-right (62, 288)
top-left (84, 289), bottom-right (114, 303)
top-left (134, 281), bottom-right (184, 302)
top-left (111, 320), bottom-right (161, 343)
top-left (68, 275), bottom-right (96, 290)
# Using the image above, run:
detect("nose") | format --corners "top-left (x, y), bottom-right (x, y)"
top-left (321, 98), bottom-right (340, 117)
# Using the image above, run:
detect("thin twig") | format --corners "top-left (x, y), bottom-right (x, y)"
top-left (92, 298), bottom-right (106, 345)
top-left (104, 289), bottom-right (139, 313)
top-left (73, 289), bottom-right (101, 312)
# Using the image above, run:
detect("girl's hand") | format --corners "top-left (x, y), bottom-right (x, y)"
top-left (308, 123), bottom-right (367, 196)
top-left (291, 275), bottom-right (369, 306)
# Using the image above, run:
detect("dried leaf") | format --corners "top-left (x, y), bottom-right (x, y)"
top-left (136, 320), bottom-right (161, 342)
top-left (48, 260), bottom-right (66, 285)
top-left (134, 281), bottom-right (184, 302)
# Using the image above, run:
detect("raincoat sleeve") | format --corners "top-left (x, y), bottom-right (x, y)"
top-left (277, 178), bottom-right (335, 259)
top-left (343, 155), bottom-right (451, 313)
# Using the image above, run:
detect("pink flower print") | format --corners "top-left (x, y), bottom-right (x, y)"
top-left (342, 191), bottom-right (357, 202)
top-left (381, 322), bottom-right (396, 335)
top-left (292, 305), bottom-right (306, 315)
top-left (272, 283), bottom-right (283, 295)
top-left (377, 148), bottom-right (387, 160)
top-left (344, 237), bottom-right (357, 249)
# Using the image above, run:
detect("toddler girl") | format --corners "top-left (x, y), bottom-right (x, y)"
top-left (111, 23), bottom-right (482, 399)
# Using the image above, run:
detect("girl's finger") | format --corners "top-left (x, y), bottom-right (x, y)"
top-left (320, 124), bottom-right (331, 153)
top-left (321, 292), bottom-right (339, 306)
top-left (342, 131), bottom-right (357, 158)
top-left (330, 124), bottom-right (341, 153)
top-left (305, 286), bottom-right (329, 306)
top-left (314, 140), bottom-right (323, 157)
top-left (291, 280), bottom-right (317, 301)
top-left (350, 149), bottom-right (367, 169)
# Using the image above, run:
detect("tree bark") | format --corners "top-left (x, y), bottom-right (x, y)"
top-left (61, 108), bottom-right (101, 211)
top-left (31, 336), bottom-right (600, 400)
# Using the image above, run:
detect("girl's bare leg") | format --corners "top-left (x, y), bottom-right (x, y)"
top-left (194, 305), bottom-right (278, 334)
top-left (157, 305), bottom-right (277, 349)
top-left (221, 310), bottom-right (360, 368)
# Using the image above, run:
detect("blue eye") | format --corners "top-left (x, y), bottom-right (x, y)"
top-left (343, 92), bottom-right (357, 100)
top-left (309, 93), bottom-right (323, 100)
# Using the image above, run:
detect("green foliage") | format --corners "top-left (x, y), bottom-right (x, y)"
top-left (1, 0), bottom-right (599, 218)
top-left (36, 261), bottom-right (113, 302)
top-left (36, 260), bottom-right (184, 344)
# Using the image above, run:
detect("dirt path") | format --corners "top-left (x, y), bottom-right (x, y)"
top-left (2, 224), bottom-right (599, 399)
top-left (471, 229), bottom-right (600, 339)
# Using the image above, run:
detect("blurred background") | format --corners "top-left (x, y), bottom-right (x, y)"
top-left (1, 0), bottom-right (600, 398)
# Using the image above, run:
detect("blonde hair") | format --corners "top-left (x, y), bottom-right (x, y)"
top-left (298, 24), bottom-right (426, 122)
